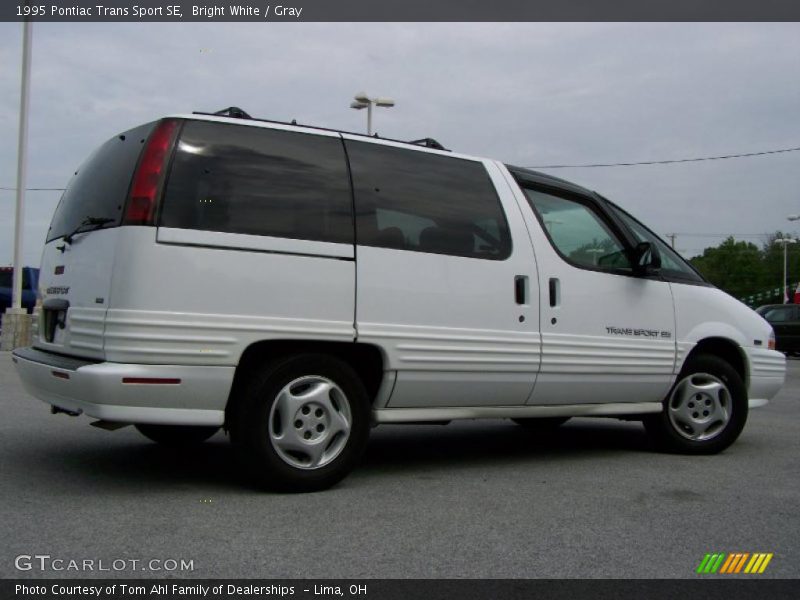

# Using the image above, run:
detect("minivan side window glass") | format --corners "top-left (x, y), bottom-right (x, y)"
top-left (346, 141), bottom-right (511, 260)
top-left (374, 208), bottom-right (436, 248)
top-left (608, 204), bottom-right (704, 283)
top-left (160, 121), bottom-right (353, 244)
top-left (522, 188), bottom-right (632, 271)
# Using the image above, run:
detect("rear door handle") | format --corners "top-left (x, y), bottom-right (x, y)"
top-left (43, 298), bottom-right (69, 311)
top-left (514, 275), bottom-right (528, 305)
top-left (549, 278), bottom-right (560, 307)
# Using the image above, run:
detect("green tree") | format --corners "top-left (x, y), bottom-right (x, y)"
top-left (690, 237), bottom-right (765, 299)
top-left (690, 231), bottom-right (800, 305)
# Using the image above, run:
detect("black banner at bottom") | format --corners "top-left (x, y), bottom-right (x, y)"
top-left (3, 579), bottom-right (799, 600)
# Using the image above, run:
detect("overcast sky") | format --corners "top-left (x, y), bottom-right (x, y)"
top-left (1, 22), bottom-right (799, 266)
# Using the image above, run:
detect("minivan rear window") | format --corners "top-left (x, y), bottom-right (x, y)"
top-left (159, 121), bottom-right (353, 244)
top-left (47, 122), bottom-right (156, 242)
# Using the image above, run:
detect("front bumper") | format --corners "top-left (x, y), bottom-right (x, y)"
top-left (11, 347), bottom-right (233, 426)
top-left (747, 347), bottom-right (786, 407)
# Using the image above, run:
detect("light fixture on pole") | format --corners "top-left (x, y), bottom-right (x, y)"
top-left (775, 237), bottom-right (796, 303)
top-left (350, 92), bottom-right (395, 136)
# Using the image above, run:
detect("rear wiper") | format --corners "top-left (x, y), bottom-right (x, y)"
top-left (62, 216), bottom-right (115, 245)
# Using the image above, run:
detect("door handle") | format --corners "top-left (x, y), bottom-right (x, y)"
top-left (549, 278), bottom-right (560, 307)
top-left (514, 275), bottom-right (528, 305)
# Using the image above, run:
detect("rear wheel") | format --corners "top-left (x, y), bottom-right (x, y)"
top-left (644, 354), bottom-right (747, 454)
top-left (135, 424), bottom-right (219, 446)
top-left (229, 354), bottom-right (370, 492)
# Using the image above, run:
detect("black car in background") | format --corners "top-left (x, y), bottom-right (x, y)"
top-left (0, 267), bottom-right (39, 315)
top-left (757, 304), bottom-right (800, 355)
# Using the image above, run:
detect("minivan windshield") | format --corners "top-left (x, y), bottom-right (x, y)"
top-left (47, 121), bottom-right (156, 242)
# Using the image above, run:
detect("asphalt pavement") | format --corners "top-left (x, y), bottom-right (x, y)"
top-left (1, 352), bottom-right (797, 579)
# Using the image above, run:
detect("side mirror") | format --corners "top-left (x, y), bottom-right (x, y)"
top-left (632, 241), bottom-right (661, 276)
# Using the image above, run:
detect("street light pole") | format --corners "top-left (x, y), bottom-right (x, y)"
top-left (775, 238), bottom-right (796, 303)
top-left (1, 20), bottom-right (33, 351)
top-left (786, 215), bottom-right (800, 302)
top-left (12, 20), bottom-right (32, 313)
top-left (785, 243), bottom-right (789, 303)
top-left (350, 92), bottom-right (395, 136)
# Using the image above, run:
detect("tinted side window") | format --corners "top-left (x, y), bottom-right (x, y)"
top-left (346, 141), bottom-right (511, 260)
top-left (160, 121), bottom-right (353, 244)
top-left (523, 188), bottom-right (632, 271)
top-left (47, 122), bottom-right (156, 242)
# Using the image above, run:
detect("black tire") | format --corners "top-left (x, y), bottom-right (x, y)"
top-left (135, 424), bottom-right (219, 446)
top-left (644, 354), bottom-right (747, 454)
top-left (512, 416), bottom-right (570, 430)
top-left (229, 353), bottom-right (370, 492)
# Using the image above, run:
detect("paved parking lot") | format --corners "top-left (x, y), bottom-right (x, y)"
top-left (1, 352), bottom-right (797, 579)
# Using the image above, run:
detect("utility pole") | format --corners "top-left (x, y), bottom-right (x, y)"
top-left (666, 233), bottom-right (677, 248)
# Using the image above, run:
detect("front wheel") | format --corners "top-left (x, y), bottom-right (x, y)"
top-left (644, 354), bottom-right (747, 454)
top-left (229, 354), bottom-right (370, 492)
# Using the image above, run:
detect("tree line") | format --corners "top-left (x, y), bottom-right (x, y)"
top-left (689, 232), bottom-right (800, 306)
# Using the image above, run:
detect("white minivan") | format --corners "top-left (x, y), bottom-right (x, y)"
top-left (12, 108), bottom-right (786, 491)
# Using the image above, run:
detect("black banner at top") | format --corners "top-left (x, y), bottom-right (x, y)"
top-left (3, 0), bottom-right (800, 22)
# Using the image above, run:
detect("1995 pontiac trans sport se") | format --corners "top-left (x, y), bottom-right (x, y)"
top-left (12, 108), bottom-right (786, 491)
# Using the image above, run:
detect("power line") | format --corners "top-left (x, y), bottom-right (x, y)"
top-left (527, 145), bottom-right (800, 169)
top-left (4, 144), bottom-right (800, 189)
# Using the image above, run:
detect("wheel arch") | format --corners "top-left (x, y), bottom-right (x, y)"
top-left (682, 337), bottom-right (748, 388)
top-left (223, 339), bottom-right (386, 428)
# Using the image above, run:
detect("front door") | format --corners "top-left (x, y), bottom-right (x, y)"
top-left (508, 177), bottom-right (677, 406)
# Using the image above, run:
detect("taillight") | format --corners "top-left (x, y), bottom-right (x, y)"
top-left (768, 331), bottom-right (776, 350)
top-left (122, 119), bottom-right (180, 226)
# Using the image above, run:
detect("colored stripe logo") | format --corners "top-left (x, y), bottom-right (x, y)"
top-left (696, 553), bottom-right (773, 574)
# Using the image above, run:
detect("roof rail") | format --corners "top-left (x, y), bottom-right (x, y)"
top-left (191, 108), bottom-right (450, 152)
top-left (210, 106), bottom-right (252, 119)
top-left (408, 138), bottom-right (448, 151)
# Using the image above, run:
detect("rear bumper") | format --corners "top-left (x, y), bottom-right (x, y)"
top-left (11, 347), bottom-right (232, 426)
